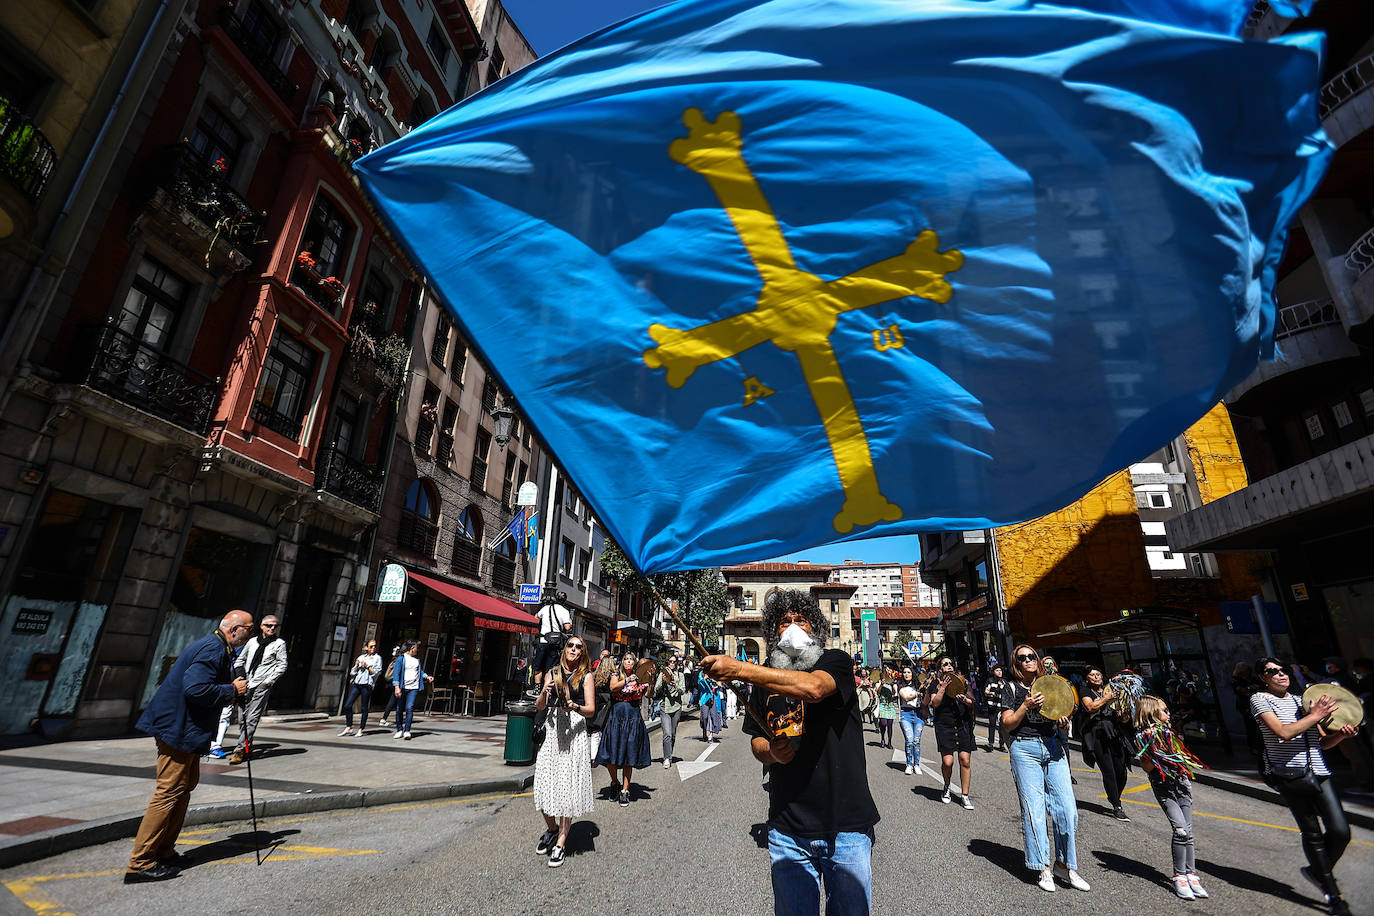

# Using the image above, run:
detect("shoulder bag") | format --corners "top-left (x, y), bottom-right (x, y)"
top-left (1261, 695), bottom-right (1321, 794)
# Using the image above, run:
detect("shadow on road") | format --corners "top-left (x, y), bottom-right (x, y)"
top-left (1091, 848), bottom-right (1169, 891)
top-left (248, 746), bottom-right (307, 761)
top-left (1076, 800), bottom-right (1115, 818)
top-left (967, 838), bottom-right (1030, 881)
top-left (909, 784), bottom-right (946, 803)
top-left (1194, 857), bottom-right (1322, 910)
top-left (186, 828), bottom-right (301, 867)
top-left (566, 821), bottom-right (600, 857)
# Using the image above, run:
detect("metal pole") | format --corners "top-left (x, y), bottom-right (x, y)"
top-left (1251, 593), bottom-right (1276, 659)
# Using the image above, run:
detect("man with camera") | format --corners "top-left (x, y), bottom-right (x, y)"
top-left (126, 611), bottom-right (252, 883)
top-left (527, 596), bottom-right (573, 698)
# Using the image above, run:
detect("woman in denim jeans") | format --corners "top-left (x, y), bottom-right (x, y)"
top-left (898, 665), bottom-right (924, 776)
top-left (1000, 643), bottom-right (1089, 894)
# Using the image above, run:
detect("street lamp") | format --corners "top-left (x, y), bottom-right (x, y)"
top-left (492, 402), bottom-right (516, 449)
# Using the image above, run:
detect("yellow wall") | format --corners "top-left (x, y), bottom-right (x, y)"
top-left (993, 404), bottom-right (1264, 644)
top-left (1, 0), bottom-right (142, 152)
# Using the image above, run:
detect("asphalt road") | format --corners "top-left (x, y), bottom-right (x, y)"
top-left (3, 718), bottom-right (1372, 915)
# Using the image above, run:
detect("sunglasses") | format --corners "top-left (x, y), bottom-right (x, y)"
top-left (1015, 653), bottom-right (1038, 662)
top-left (567, 644), bottom-right (584, 650)
top-left (1262, 666), bottom-right (1288, 677)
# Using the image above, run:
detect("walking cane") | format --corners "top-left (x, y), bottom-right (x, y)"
top-left (242, 736), bottom-right (262, 866)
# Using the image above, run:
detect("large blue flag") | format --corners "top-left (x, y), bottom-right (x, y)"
top-left (356, 0), bottom-right (1329, 574)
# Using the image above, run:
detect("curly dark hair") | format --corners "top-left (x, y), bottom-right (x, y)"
top-left (761, 589), bottom-right (828, 651)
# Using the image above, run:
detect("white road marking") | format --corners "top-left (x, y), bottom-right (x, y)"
top-left (677, 740), bottom-right (721, 781)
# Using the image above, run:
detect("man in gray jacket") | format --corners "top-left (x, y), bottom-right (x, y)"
top-left (229, 616), bottom-right (287, 765)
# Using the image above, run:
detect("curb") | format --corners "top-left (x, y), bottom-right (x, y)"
top-left (0, 771), bottom-right (534, 871)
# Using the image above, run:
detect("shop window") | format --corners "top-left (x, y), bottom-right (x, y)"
top-left (252, 328), bottom-right (318, 441)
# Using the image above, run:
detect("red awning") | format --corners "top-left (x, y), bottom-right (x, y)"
top-left (405, 570), bottom-right (539, 633)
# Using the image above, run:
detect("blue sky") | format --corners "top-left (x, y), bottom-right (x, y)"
top-left (503, 0), bottom-right (668, 55)
top-left (497, 0), bottom-right (922, 570)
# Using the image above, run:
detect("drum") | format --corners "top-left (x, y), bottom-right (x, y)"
top-left (857, 689), bottom-right (875, 716)
top-left (1032, 674), bottom-right (1078, 720)
top-left (1302, 683), bottom-right (1365, 731)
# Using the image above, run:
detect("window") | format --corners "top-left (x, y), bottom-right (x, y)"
top-left (430, 313), bottom-right (450, 366)
top-left (116, 258), bottom-right (187, 351)
top-left (426, 20), bottom-right (449, 68)
top-left (357, 270), bottom-right (393, 331)
top-left (501, 452), bottom-right (517, 506)
top-left (398, 479), bottom-right (439, 556)
top-left (299, 193), bottom-right (354, 281)
top-left (341, 0), bottom-right (372, 35)
top-left (564, 483), bottom-right (578, 516)
top-left (241, 1), bottom-right (284, 57)
top-left (742, 593), bottom-right (755, 611)
top-left (187, 104), bottom-right (245, 174)
top-left (559, 537), bottom-right (574, 576)
top-left (480, 375), bottom-right (498, 413)
top-left (437, 398), bottom-right (458, 465)
top-left (331, 392), bottom-right (360, 457)
top-left (485, 45), bottom-right (504, 85)
top-left (252, 328), bottom-right (318, 440)
top-left (452, 504), bottom-right (482, 578)
top-left (470, 427), bottom-right (491, 491)
top-left (576, 548), bottom-right (591, 584)
top-left (1163, 440), bottom-right (1177, 465)
top-left (449, 339), bottom-right (467, 384)
top-left (415, 382), bottom-right (439, 454)
top-left (492, 534), bottom-right (517, 590)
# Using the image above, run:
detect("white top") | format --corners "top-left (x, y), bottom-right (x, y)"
top-left (400, 655), bottom-right (421, 690)
top-left (1251, 691), bottom-right (1331, 776)
top-left (352, 652), bottom-right (381, 686)
top-left (539, 602), bottom-right (572, 637)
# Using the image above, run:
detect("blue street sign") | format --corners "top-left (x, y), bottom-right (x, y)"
top-left (519, 584), bottom-right (542, 604)
top-left (908, 641), bottom-right (922, 656)
top-left (1221, 601), bottom-right (1288, 635)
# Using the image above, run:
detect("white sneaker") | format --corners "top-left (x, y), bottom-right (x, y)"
top-left (904, 765), bottom-right (914, 775)
top-left (1173, 875), bottom-right (1195, 900)
top-left (403, 731), bottom-right (412, 740)
top-left (961, 794), bottom-right (975, 810)
top-left (338, 727), bottom-right (353, 737)
top-left (664, 759), bottom-right (672, 769)
top-left (378, 719), bottom-right (390, 728)
top-left (1187, 874), bottom-right (1208, 899)
top-left (393, 730), bottom-right (404, 739)
top-left (1038, 870), bottom-right (1056, 893)
top-left (941, 786), bottom-right (952, 804)
top-left (1054, 864), bottom-right (1090, 892)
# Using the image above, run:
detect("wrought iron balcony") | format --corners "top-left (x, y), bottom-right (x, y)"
top-left (316, 443), bottom-right (384, 513)
top-left (452, 537), bottom-right (481, 579)
top-left (151, 143), bottom-right (263, 268)
top-left (1274, 298), bottom-right (1340, 341)
top-left (0, 94), bottom-right (57, 202)
top-left (217, 6), bottom-right (298, 105)
top-left (250, 399), bottom-right (303, 440)
top-left (72, 324), bottom-right (220, 434)
top-left (398, 513), bottom-right (439, 556)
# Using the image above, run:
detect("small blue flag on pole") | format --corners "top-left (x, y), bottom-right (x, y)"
top-left (505, 507), bottom-right (527, 550)
top-left (356, 0), bottom-right (1329, 574)
top-left (525, 511), bottom-right (539, 560)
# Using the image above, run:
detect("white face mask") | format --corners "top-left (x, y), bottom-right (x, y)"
top-left (776, 623), bottom-right (814, 656)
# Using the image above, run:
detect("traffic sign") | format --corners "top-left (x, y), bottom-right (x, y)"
top-left (519, 583), bottom-right (542, 604)
top-left (907, 640), bottom-right (922, 656)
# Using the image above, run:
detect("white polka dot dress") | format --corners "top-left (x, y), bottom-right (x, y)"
top-left (534, 705), bottom-right (594, 818)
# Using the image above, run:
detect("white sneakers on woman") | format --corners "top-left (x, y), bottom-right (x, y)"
top-left (1053, 864), bottom-right (1091, 891)
top-left (1038, 870), bottom-right (1056, 892)
top-left (1174, 875), bottom-right (1195, 899)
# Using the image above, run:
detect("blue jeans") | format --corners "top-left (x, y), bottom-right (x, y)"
top-left (343, 683), bottom-right (373, 729)
top-left (1008, 735), bottom-right (1077, 871)
top-left (398, 688), bottom-right (420, 732)
top-left (768, 827), bottom-right (873, 916)
top-left (899, 710), bottom-right (924, 769)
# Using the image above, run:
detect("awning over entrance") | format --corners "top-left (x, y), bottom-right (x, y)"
top-left (405, 570), bottom-right (538, 634)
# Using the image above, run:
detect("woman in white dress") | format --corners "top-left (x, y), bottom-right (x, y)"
top-left (533, 637), bottom-right (596, 867)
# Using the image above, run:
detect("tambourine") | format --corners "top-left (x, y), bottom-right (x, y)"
top-left (634, 659), bottom-right (659, 684)
top-left (1302, 683), bottom-right (1365, 731)
top-left (945, 674), bottom-right (967, 698)
top-left (1032, 674), bottom-right (1078, 720)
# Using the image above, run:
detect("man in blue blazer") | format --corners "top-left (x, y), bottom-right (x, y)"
top-left (125, 610), bottom-right (252, 883)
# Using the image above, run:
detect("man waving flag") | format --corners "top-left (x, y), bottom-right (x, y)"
top-left (356, 0), bottom-right (1329, 574)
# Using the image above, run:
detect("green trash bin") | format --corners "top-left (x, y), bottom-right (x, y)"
top-left (504, 699), bottom-right (537, 765)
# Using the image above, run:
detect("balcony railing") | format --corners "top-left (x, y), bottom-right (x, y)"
top-left (1320, 52), bottom-right (1374, 119)
top-left (250, 399), bottom-right (302, 440)
top-left (72, 324), bottom-right (219, 434)
top-left (398, 513), bottom-right (439, 556)
top-left (316, 443), bottom-right (384, 513)
top-left (155, 143), bottom-right (263, 265)
top-left (0, 94), bottom-right (57, 202)
top-left (452, 537), bottom-right (481, 579)
top-left (1345, 225), bottom-right (1374, 276)
top-left (217, 6), bottom-right (297, 105)
top-left (1274, 298), bottom-right (1340, 341)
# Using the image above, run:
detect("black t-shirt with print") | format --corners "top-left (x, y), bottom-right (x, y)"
top-left (1001, 678), bottom-right (1058, 739)
top-left (744, 648), bottom-right (880, 838)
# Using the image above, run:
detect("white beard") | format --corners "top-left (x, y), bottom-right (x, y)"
top-left (768, 641), bottom-right (824, 671)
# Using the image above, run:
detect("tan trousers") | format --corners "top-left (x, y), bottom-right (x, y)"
top-left (128, 739), bottom-right (200, 872)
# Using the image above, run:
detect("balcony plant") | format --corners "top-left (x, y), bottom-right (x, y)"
top-left (346, 322), bottom-right (410, 398)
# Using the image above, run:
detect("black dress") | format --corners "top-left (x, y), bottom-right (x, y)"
top-left (929, 680), bottom-right (976, 754)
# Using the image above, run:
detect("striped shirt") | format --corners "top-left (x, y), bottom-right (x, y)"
top-left (1250, 691), bottom-right (1330, 776)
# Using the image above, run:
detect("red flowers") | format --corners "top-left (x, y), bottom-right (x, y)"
top-left (296, 251), bottom-right (317, 269)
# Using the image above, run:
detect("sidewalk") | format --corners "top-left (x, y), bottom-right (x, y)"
top-left (0, 710), bottom-right (531, 869)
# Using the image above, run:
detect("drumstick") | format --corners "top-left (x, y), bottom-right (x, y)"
top-left (650, 588), bottom-right (774, 736)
